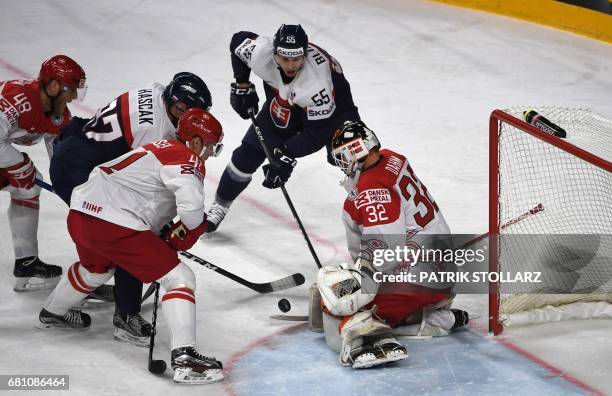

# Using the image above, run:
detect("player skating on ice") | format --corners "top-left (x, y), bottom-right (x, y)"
top-left (316, 121), bottom-right (469, 368)
top-left (206, 24), bottom-right (361, 231)
top-left (50, 72), bottom-right (212, 346)
top-left (38, 108), bottom-right (224, 384)
top-left (0, 55), bottom-right (86, 292)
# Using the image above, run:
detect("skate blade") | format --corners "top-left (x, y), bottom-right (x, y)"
top-left (173, 368), bottom-right (224, 384)
top-left (36, 322), bottom-right (89, 331)
top-left (113, 328), bottom-right (150, 348)
top-left (352, 351), bottom-right (408, 369)
top-left (14, 276), bottom-right (60, 292)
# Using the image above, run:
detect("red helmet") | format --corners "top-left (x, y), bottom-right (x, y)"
top-left (177, 108), bottom-right (224, 156)
top-left (39, 55), bottom-right (86, 94)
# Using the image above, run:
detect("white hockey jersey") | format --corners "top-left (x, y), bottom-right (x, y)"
top-left (77, 83), bottom-right (176, 156)
top-left (70, 139), bottom-right (206, 233)
top-left (234, 35), bottom-right (341, 126)
top-left (343, 149), bottom-right (453, 289)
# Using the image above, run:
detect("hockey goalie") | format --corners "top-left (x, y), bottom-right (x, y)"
top-left (316, 120), bottom-right (469, 369)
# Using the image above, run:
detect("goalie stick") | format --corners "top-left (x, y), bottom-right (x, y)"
top-left (270, 314), bottom-right (308, 321)
top-left (179, 251), bottom-right (305, 293)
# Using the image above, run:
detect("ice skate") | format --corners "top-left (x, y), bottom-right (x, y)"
top-left (205, 201), bottom-right (230, 233)
top-left (37, 308), bottom-right (91, 331)
top-left (171, 346), bottom-right (223, 384)
top-left (351, 338), bottom-right (408, 369)
top-left (113, 310), bottom-right (151, 347)
top-left (13, 256), bottom-right (62, 292)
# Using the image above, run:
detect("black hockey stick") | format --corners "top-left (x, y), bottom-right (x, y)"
top-left (249, 115), bottom-right (322, 269)
top-left (179, 251), bottom-right (305, 293)
top-left (148, 282), bottom-right (167, 374)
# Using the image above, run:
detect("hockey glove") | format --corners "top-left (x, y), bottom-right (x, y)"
top-left (317, 263), bottom-right (376, 316)
top-left (262, 148), bottom-right (297, 189)
top-left (0, 153), bottom-right (37, 189)
top-left (230, 82), bottom-right (259, 119)
top-left (164, 221), bottom-right (207, 251)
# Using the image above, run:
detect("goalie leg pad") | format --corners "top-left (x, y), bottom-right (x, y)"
top-left (394, 307), bottom-right (458, 338)
top-left (322, 311), bottom-right (343, 353)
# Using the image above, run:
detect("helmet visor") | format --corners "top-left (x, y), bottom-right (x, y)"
top-left (62, 78), bottom-right (87, 101)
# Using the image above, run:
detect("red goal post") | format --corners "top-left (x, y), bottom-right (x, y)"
top-left (489, 108), bottom-right (612, 335)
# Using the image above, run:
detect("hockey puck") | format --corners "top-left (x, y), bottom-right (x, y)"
top-left (278, 298), bottom-right (291, 313)
top-left (149, 359), bottom-right (167, 374)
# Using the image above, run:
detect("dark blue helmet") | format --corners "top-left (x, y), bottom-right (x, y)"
top-left (163, 72), bottom-right (212, 110)
top-left (273, 24), bottom-right (308, 58)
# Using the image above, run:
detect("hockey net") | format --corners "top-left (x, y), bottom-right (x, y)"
top-left (489, 107), bottom-right (612, 335)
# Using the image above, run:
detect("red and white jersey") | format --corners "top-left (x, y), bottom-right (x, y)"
top-left (70, 139), bottom-right (206, 233)
top-left (0, 79), bottom-right (70, 167)
top-left (80, 83), bottom-right (175, 151)
top-left (234, 36), bottom-right (341, 123)
top-left (343, 149), bottom-right (450, 264)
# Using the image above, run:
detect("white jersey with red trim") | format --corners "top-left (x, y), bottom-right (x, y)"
top-left (343, 149), bottom-right (451, 271)
top-left (70, 139), bottom-right (205, 233)
top-left (234, 36), bottom-right (340, 124)
top-left (79, 82), bottom-right (175, 152)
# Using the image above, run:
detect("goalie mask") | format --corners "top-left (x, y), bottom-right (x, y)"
top-left (331, 120), bottom-right (381, 176)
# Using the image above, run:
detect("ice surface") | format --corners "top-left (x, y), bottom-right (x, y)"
top-left (1, 0), bottom-right (611, 394)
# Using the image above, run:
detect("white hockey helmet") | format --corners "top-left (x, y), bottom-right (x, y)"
top-left (331, 120), bottom-right (381, 176)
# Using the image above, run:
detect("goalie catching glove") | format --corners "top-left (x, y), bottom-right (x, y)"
top-left (163, 221), bottom-right (207, 251)
top-left (317, 261), bottom-right (376, 316)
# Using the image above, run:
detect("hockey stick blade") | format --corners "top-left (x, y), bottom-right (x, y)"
top-left (270, 314), bottom-right (308, 321)
top-left (179, 251), bottom-right (305, 293)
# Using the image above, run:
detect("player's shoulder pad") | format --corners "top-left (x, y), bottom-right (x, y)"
top-left (0, 79), bottom-right (40, 128)
top-left (144, 139), bottom-right (194, 165)
top-left (305, 43), bottom-right (343, 74)
top-left (231, 31), bottom-right (261, 62)
top-left (357, 149), bottom-right (406, 193)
